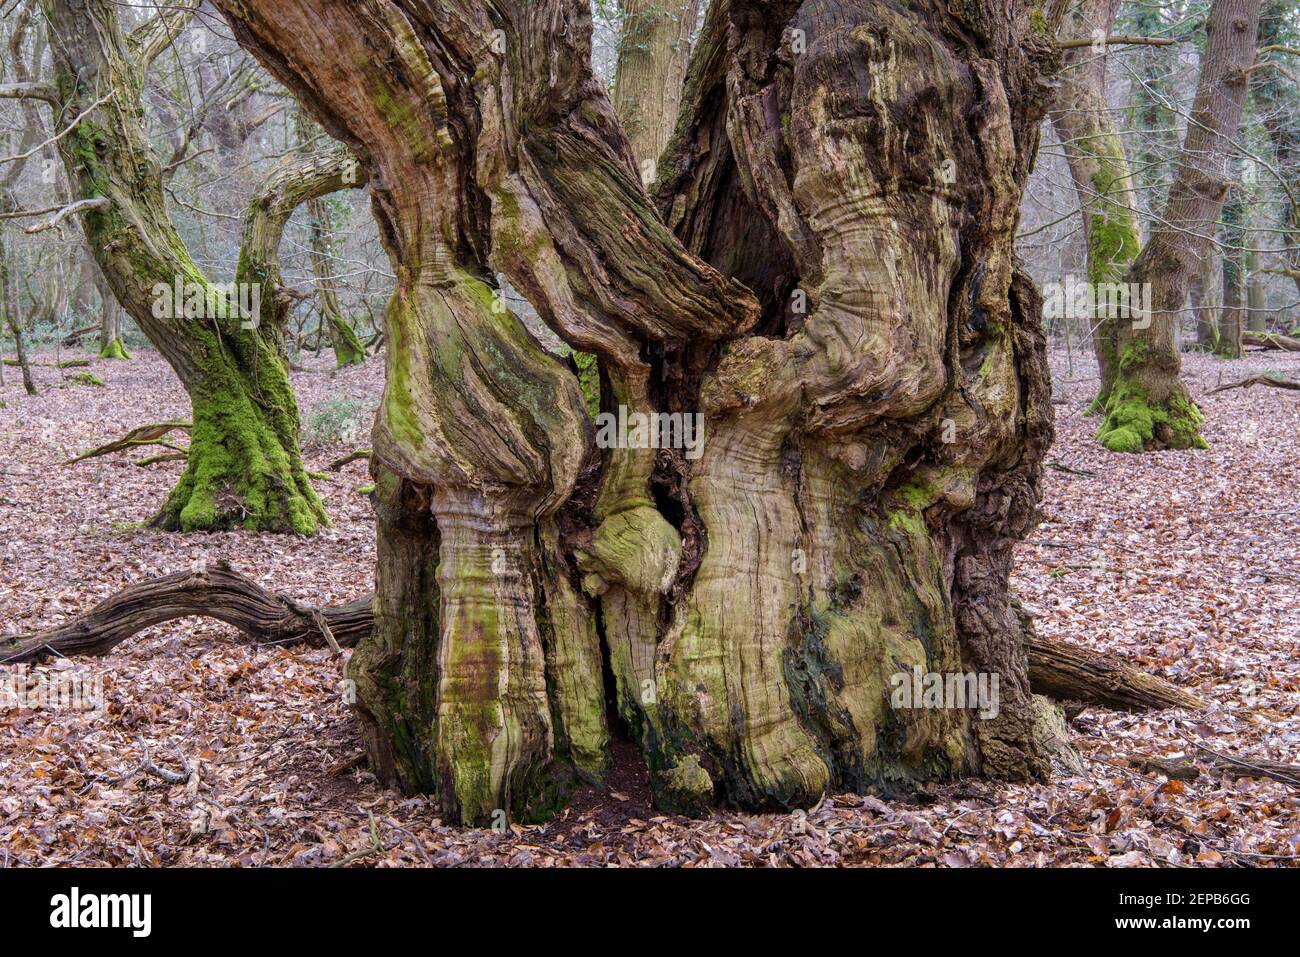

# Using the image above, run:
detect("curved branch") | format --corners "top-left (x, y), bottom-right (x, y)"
top-left (1, 562), bottom-right (370, 664)
top-left (1, 565), bottom-right (1205, 716)
top-left (128, 0), bottom-right (202, 67)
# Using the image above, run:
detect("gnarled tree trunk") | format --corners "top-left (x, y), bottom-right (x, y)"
top-left (216, 0), bottom-right (1059, 824)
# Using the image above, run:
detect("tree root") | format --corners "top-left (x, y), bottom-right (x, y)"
top-left (3, 563), bottom-right (1207, 714)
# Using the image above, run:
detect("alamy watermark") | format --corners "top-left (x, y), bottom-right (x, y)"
top-left (595, 405), bottom-right (705, 461)
top-left (890, 667), bottom-right (999, 720)
top-left (152, 276), bottom-right (263, 330)
top-left (1042, 275), bottom-right (1151, 330)
top-left (0, 665), bottom-right (105, 714)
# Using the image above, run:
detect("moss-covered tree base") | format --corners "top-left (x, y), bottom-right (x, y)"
top-left (329, 316), bottom-right (367, 368)
top-left (98, 338), bottom-right (131, 360)
top-left (154, 376), bottom-right (328, 535)
top-left (1096, 381), bottom-right (1208, 453)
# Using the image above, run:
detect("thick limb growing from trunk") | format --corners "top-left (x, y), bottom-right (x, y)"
top-left (215, 0), bottom-right (1058, 823)
top-left (1096, 0), bottom-right (1261, 453)
top-left (236, 142), bottom-right (368, 358)
top-left (37, 0), bottom-right (326, 533)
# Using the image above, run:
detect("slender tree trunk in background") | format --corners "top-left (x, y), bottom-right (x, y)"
top-left (1098, 0), bottom-right (1261, 452)
top-left (217, 0), bottom-right (1059, 824)
top-left (612, 0), bottom-right (703, 176)
top-left (95, 267), bottom-right (130, 359)
top-left (1048, 0), bottom-right (1141, 410)
top-left (1127, 3), bottom-right (1181, 227)
top-left (1245, 226), bottom-right (1267, 333)
top-left (1219, 182), bottom-right (1246, 358)
top-left (1254, 0), bottom-right (1300, 298)
top-left (1191, 247), bottom-right (1220, 350)
top-left (39, 0), bottom-right (327, 534)
top-left (0, 241), bottom-right (38, 396)
top-left (306, 197), bottom-right (366, 367)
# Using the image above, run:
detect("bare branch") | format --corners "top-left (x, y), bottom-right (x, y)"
top-left (1058, 35), bottom-right (1177, 50)
top-left (0, 82), bottom-right (58, 104)
top-left (22, 197), bottom-right (110, 234)
top-left (128, 0), bottom-right (203, 67)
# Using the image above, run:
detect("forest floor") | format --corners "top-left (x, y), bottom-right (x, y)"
top-left (0, 346), bottom-right (1297, 867)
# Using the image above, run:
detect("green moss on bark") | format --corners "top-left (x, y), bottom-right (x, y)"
top-left (1096, 381), bottom-right (1208, 453)
top-left (156, 339), bottom-right (327, 534)
top-left (98, 338), bottom-right (131, 360)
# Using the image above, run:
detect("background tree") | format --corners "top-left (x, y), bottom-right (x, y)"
top-left (612, 0), bottom-right (703, 175)
top-left (1094, 0), bottom-right (1262, 452)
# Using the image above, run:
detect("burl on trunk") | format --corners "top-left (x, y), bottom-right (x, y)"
top-left (214, 0), bottom-right (1060, 824)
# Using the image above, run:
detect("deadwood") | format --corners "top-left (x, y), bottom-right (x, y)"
top-left (1206, 374), bottom-right (1300, 394)
top-left (1242, 331), bottom-right (1300, 352)
top-left (1, 562), bottom-right (370, 665)
top-left (1028, 634), bottom-right (1206, 711)
top-left (3, 568), bottom-right (1204, 716)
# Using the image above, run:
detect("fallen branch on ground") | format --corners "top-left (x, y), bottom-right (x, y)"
top-left (0, 561), bottom-right (369, 664)
top-left (1242, 331), bottom-right (1300, 352)
top-left (1206, 374), bottom-right (1300, 395)
top-left (1027, 633), bottom-right (1206, 711)
top-left (1127, 750), bottom-right (1300, 788)
top-left (2, 563), bottom-right (1207, 713)
top-left (327, 449), bottom-right (371, 471)
top-left (65, 421), bottom-right (192, 465)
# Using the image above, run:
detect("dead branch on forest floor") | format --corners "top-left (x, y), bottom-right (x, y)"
top-left (2, 563), bottom-right (1207, 714)
top-left (1206, 373), bottom-right (1300, 395)
top-left (64, 421), bottom-right (192, 466)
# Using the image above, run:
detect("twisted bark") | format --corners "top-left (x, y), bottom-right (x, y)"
top-left (210, 0), bottom-right (1061, 823)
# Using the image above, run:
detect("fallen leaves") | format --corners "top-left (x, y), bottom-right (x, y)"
top-left (0, 348), bottom-right (1296, 867)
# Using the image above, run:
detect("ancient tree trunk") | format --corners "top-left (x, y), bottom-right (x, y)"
top-left (1048, 0), bottom-right (1143, 408)
top-left (1097, 0), bottom-right (1261, 452)
top-left (612, 0), bottom-right (703, 174)
top-left (216, 0), bottom-right (1058, 824)
top-left (40, 0), bottom-right (327, 534)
